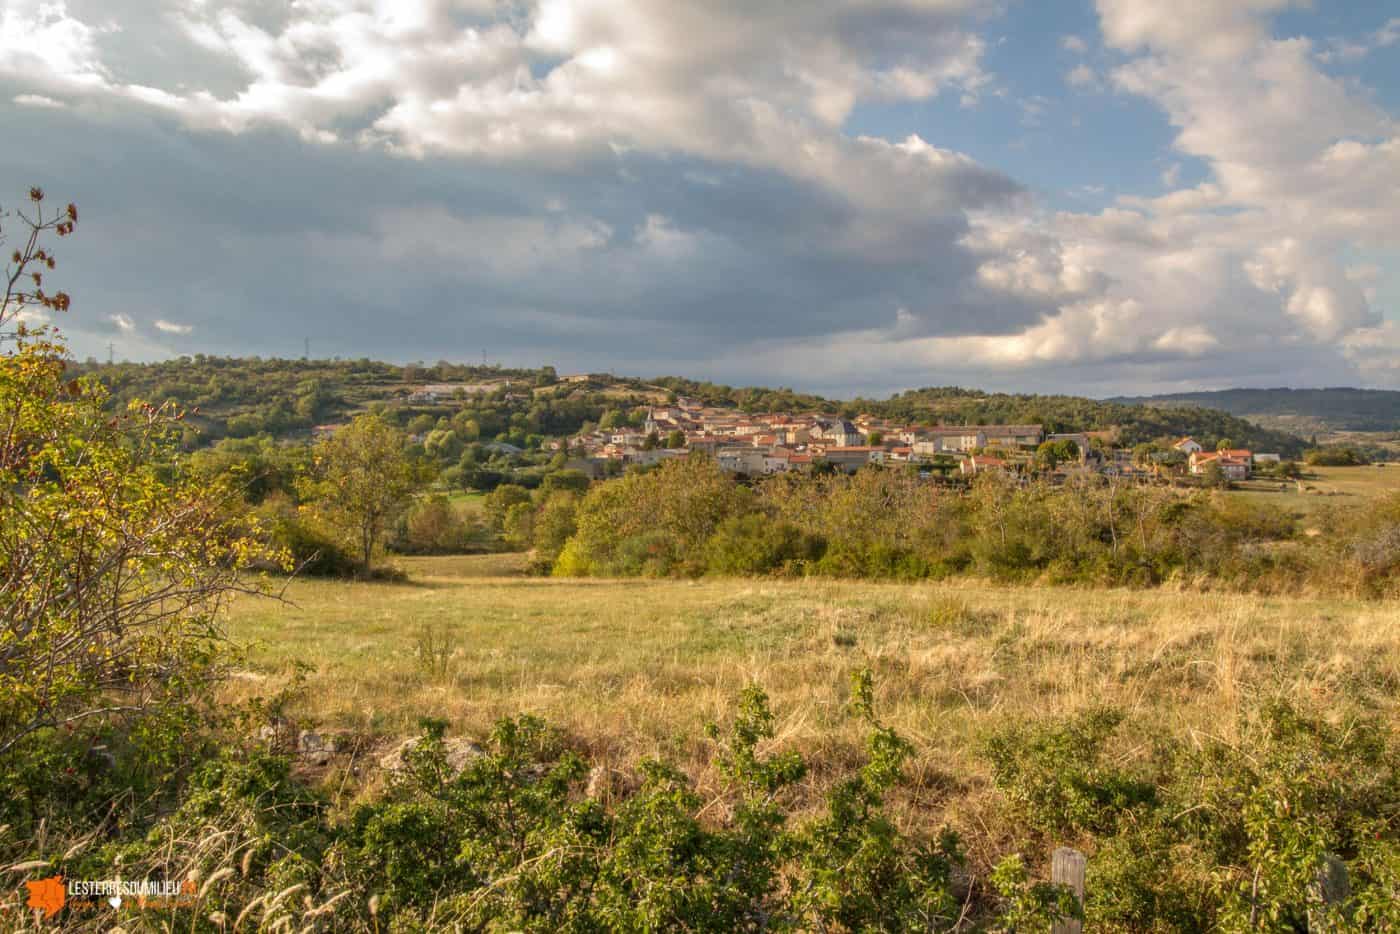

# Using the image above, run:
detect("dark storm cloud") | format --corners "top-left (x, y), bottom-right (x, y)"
top-left (4, 0), bottom-right (1393, 393)
top-left (0, 94), bottom-right (1054, 374)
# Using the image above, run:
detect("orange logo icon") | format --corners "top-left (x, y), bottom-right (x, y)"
top-left (25, 875), bottom-right (65, 918)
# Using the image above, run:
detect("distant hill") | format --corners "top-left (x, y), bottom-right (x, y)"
top-left (68, 358), bottom-right (1309, 456)
top-left (1110, 388), bottom-right (1400, 434)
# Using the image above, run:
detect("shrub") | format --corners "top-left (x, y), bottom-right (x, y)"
top-left (531, 490), bottom-right (579, 567)
top-left (9, 669), bottom-right (1400, 929)
top-left (985, 708), bottom-right (1156, 837)
top-left (984, 700), bottom-right (1400, 929)
top-left (704, 514), bottom-right (825, 575)
top-left (395, 494), bottom-right (472, 553)
top-left (1, 332), bottom-right (287, 761)
top-left (1305, 447), bottom-right (1367, 466)
top-left (252, 493), bottom-right (360, 576)
top-left (556, 456), bottom-right (751, 576)
top-left (482, 483), bottom-right (532, 530)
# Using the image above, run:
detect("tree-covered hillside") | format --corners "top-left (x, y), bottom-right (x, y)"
top-left (72, 360), bottom-right (1309, 456)
top-left (1112, 387), bottom-right (1400, 432)
top-left (67, 356), bottom-right (557, 446)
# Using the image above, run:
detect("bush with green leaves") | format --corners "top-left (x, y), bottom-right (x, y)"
top-left (338, 673), bottom-right (994, 931)
top-left (985, 708), bottom-right (1157, 838)
top-left (7, 673), bottom-right (1095, 931)
top-left (392, 493), bottom-right (474, 554)
top-left (542, 459), bottom-right (1400, 595)
top-left (984, 700), bottom-right (1400, 930)
top-left (22, 677), bottom-right (1399, 930)
top-left (704, 513), bottom-right (825, 575)
top-left (560, 455), bottom-right (753, 576)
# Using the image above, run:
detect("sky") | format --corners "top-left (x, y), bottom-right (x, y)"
top-left (1, 0), bottom-right (1397, 398)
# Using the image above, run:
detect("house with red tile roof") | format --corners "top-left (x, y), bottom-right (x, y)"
top-left (1189, 449), bottom-right (1252, 479)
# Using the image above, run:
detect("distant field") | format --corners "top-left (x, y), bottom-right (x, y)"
top-left (1318, 429), bottom-right (1400, 458)
top-left (223, 554), bottom-right (1400, 866)
top-left (443, 489), bottom-right (486, 513)
top-left (1225, 464), bottom-right (1400, 518)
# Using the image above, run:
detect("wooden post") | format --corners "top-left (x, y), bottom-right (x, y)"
top-left (1308, 854), bottom-right (1350, 933)
top-left (1051, 846), bottom-right (1086, 934)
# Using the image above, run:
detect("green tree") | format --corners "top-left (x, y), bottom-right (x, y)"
top-left (301, 415), bottom-right (422, 575)
top-left (1035, 438), bottom-right (1080, 470)
top-left (406, 413), bottom-right (436, 435)
top-left (502, 500), bottom-right (535, 549)
top-left (531, 491), bottom-right (580, 566)
top-left (1305, 447), bottom-right (1366, 466)
top-left (540, 468), bottom-right (590, 496)
top-left (401, 494), bottom-right (470, 553)
top-left (666, 429), bottom-right (686, 449)
top-left (483, 483), bottom-right (532, 531)
top-left (1201, 460), bottom-right (1228, 489)
top-left (557, 456), bottom-right (751, 576)
top-left (423, 427), bottom-right (463, 461)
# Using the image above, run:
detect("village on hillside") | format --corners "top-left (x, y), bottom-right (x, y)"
top-left (553, 397), bottom-right (1281, 482)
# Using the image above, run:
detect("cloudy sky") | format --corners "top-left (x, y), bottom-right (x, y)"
top-left (2, 0), bottom-right (1397, 396)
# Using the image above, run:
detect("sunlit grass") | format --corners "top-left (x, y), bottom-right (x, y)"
top-left (222, 553), bottom-right (1400, 861)
top-left (1225, 464), bottom-right (1400, 517)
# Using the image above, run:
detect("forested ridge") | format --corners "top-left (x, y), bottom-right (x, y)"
top-left (1112, 387), bottom-right (1400, 432)
top-left (75, 357), bottom-right (1308, 455)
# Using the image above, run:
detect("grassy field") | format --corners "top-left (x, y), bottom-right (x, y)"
top-left (223, 554), bottom-right (1400, 867)
top-left (1225, 463), bottom-right (1400, 517)
top-left (441, 489), bottom-right (486, 514)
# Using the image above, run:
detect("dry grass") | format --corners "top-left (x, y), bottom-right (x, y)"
top-left (222, 554), bottom-right (1400, 854)
top-left (1226, 464), bottom-right (1400, 517)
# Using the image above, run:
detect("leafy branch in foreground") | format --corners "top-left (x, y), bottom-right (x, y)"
top-left (0, 188), bottom-right (288, 759)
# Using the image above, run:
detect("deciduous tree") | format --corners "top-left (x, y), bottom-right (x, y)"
top-left (301, 415), bottom-right (421, 574)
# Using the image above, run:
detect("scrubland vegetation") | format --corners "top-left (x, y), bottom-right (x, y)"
top-left (216, 557), bottom-right (1400, 929)
top-left (5, 186), bottom-right (1400, 929)
top-left (536, 455), bottom-right (1400, 598)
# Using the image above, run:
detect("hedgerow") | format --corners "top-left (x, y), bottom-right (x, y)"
top-left (546, 455), bottom-right (1400, 595)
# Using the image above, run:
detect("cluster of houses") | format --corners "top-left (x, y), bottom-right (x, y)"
top-left (556, 400), bottom-right (1288, 484)
top-left (1173, 437), bottom-right (1279, 480)
top-left (562, 399), bottom-right (1103, 478)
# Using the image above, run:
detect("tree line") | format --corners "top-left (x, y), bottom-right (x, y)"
top-left (509, 455), bottom-right (1400, 595)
